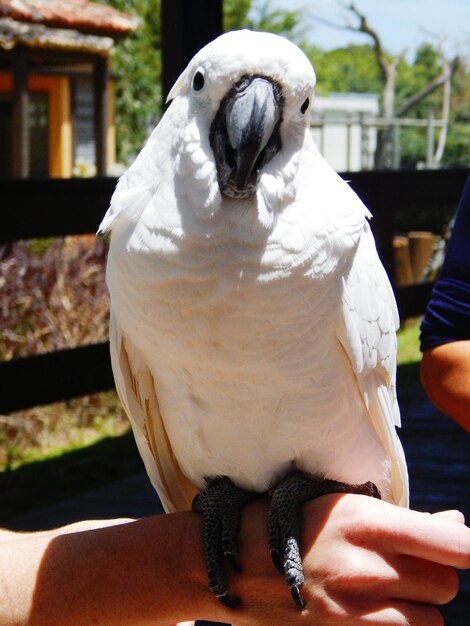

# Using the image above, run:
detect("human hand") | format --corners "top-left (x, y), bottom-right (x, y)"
top-left (211, 494), bottom-right (470, 625)
top-left (2, 498), bottom-right (468, 626)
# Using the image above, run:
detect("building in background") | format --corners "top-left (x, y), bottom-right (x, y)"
top-left (0, 0), bottom-right (136, 177)
top-left (311, 93), bottom-right (379, 172)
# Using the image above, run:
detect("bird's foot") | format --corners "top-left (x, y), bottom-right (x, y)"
top-left (192, 476), bottom-right (258, 608)
top-left (268, 471), bottom-right (381, 609)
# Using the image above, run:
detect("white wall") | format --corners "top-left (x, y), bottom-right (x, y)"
top-left (311, 93), bottom-right (379, 172)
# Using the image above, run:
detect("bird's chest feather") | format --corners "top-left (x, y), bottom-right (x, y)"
top-left (112, 207), bottom-right (348, 375)
top-left (109, 206), bottom-right (378, 491)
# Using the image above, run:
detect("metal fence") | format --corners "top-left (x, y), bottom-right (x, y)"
top-left (311, 114), bottom-right (445, 171)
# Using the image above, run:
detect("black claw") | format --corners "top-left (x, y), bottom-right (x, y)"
top-left (270, 548), bottom-right (284, 574)
top-left (192, 476), bottom-right (258, 608)
top-left (268, 471), bottom-right (381, 610)
top-left (218, 593), bottom-right (241, 609)
top-left (291, 585), bottom-right (305, 609)
top-left (225, 552), bottom-right (241, 573)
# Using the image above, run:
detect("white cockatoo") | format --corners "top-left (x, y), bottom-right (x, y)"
top-left (99, 29), bottom-right (408, 608)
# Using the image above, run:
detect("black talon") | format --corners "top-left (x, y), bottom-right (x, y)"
top-left (268, 501), bottom-right (284, 573)
top-left (192, 476), bottom-right (258, 607)
top-left (268, 471), bottom-right (381, 609)
top-left (225, 552), bottom-right (241, 573)
top-left (218, 593), bottom-right (241, 609)
top-left (270, 548), bottom-right (284, 574)
top-left (291, 585), bottom-right (305, 609)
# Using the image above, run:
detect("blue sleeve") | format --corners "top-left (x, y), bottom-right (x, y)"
top-left (420, 174), bottom-right (470, 352)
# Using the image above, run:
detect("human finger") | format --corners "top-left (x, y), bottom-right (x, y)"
top-left (391, 514), bottom-right (470, 568)
top-left (432, 509), bottom-right (465, 524)
top-left (355, 502), bottom-right (470, 569)
top-left (327, 548), bottom-right (458, 608)
top-left (360, 601), bottom-right (444, 626)
top-left (390, 555), bottom-right (459, 605)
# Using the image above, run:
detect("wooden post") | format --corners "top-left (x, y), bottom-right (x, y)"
top-left (392, 123), bottom-right (400, 169)
top-left (93, 55), bottom-right (109, 176)
top-left (346, 115), bottom-right (352, 171)
top-left (12, 48), bottom-right (30, 178)
top-left (408, 231), bottom-right (435, 283)
top-left (426, 111), bottom-right (435, 168)
top-left (393, 235), bottom-right (414, 286)
top-left (161, 0), bottom-right (223, 105)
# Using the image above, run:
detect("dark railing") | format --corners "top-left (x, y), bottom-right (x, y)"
top-left (1, 177), bottom-right (116, 414)
top-left (1, 168), bottom-right (469, 414)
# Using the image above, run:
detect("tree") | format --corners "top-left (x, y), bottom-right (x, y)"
top-left (440, 60), bottom-right (470, 167)
top-left (310, 44), bottom-right (382, 95)
top-left (396, 44), bottom-right (443, 168)
top-left (98, 0), bottom-right (162, 163)
top-left (224, 0), bottom-right (307, 43)
top-left (223, 0), bottom-right (251, 31)
top-left (100, 0), bottom-right (469, 169)
top-left (314, 1), bottom-right (460, 168)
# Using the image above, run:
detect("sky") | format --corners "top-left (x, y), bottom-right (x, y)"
top-left (272, 0), bottom-right (470, 61)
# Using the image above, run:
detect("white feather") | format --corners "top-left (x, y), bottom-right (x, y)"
top-left (100, 30), bottom-right (408, 513)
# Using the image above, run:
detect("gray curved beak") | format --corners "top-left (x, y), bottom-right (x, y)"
top-left (210, 76), bottom-right (282, 199)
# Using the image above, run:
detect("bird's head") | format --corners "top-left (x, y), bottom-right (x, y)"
top-left (167, 30), bottom-right (316, 223)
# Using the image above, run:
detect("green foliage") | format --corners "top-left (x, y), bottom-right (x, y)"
top-left (399, 127), bottom-right (427, 168)
top-left (309, 39), bottom-right (470, 168)
top-left (442, 65), bottom-right (470, 167)
top-left (396, 44), bottom-right (442, 116)
top-left (223, 0), bottom-right (252, 31)
top-left (443, 122), bottom-right (470, 167)
top-left (397, 319), bottom-right (422, 366)
top-left (224, 0), bottom-right (307, 42)
top-left (310, 44), bottom-right (382, 95)
top-left (98, 0), bottom-right (162, 163)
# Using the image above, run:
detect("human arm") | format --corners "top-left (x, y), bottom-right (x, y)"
top-left (419, 175), bottom-right (470, 430)
top-left (421, 340), bottom-right (470, 431)
top-left (1, 494), bottom-right (469, 626)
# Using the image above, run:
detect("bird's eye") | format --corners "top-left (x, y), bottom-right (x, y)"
top-left (192, 71), bottom-right (205, 92)
top-left (300, 98), bottom-right (309, 115)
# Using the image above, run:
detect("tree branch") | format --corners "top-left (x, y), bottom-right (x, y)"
top-left (395, 56), bottom-right (460, 117)
top-left (342, 1), bottom-right (388, 78)
top-left (309, 12), bottom-right (354, 33)
top-left (434, 41), bottom-right (453, 165)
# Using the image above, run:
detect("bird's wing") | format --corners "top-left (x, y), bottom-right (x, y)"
top-left (109, 314), bottom-right (199, 513)
top-left (98, 106), bottom-right (175, 236)
top-left (336, 219), bottom-right (409, 507)
top-left (98, 176), bottom-right (152, 235)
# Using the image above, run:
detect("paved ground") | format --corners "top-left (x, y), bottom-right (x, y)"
top-left (4, 378), bottom-right (470, 624)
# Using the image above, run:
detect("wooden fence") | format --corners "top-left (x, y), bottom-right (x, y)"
top-left (1, 168), bottom-right (469, 415)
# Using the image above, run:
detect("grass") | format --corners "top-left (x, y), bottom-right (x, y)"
top-left (0, 430), bottom-right (143, 523)
top-left (0, 391), bottom-right (129, 472)
top-left (397, 318), bottom-right (422, 367)
top-left (0, 237), bottom-right (127, 473)
top-left (397, 317), bottom-right (422, 387)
